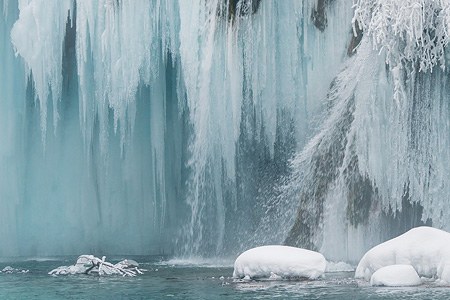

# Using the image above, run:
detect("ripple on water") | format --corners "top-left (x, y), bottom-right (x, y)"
top-left (0, 258), bottom-right (449, 299)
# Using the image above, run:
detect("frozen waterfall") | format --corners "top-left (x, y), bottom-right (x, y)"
top-left (0, 0), bottom-right (448, 262)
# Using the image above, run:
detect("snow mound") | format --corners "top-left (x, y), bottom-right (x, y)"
top-left (233, 245), bottom-right (326, 280)
top-left (356, 227), bottom-right (450, 282)
top-left (49, 255), bottom-right (146, 277)
top-left (370, 265), bottom-right (421, 287)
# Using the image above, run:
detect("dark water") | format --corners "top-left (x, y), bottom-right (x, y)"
top-left (0, 256), bottom-right (448, 299)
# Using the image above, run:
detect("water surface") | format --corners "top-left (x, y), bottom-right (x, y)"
top-left (0, 257), bottom-right (448, 299)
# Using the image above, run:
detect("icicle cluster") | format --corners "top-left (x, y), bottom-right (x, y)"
top-left (76, 0), bottom-right (177, 149)
top-left (10, 0), bottom-right (73, 137)
top-left (0, 0), bottom-right (358, 259)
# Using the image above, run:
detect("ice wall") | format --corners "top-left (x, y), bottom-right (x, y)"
top-left (0, 0), bottom-right (354, 258)
top-left (0, 0), bottom-right (25, 257)
top-left (5, 0), bottom-right (443, 262)
top-left (1, 0), bottom-right (183, 257)
top-left (0, 0), bottom-right (356, 258)
top-left (173, 0), bottom-right (354, 255)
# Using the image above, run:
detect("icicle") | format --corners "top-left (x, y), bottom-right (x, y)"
top-left (10, 0), bottom-right (73, 140)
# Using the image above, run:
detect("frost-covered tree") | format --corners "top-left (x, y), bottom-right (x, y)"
top-left (286, 0), bottom-right (450, 258)
top-left (354, 0), bottom-right (450, 72)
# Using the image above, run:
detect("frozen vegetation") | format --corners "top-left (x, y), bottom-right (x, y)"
top-left (284, 0), bottom-right (450, 261)
top-left (356, 227), bottom-right (450, 283)
top-left (233, 245), bottom-right (326, 280)
top-left (49, 255), bottom-right (146, 277)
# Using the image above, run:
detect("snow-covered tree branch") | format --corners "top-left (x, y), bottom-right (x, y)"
top-left (49, 255), bottom-right (147, 277)
top-left (353, 0), bottom-right (450, 72)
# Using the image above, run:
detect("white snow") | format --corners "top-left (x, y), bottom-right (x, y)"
top-left (354, 0), bottom-right (450, 72)
top-left (355, 227), bottom-right (450, 283)
top-left (233, 245), bottom-right (326, 280)
top-left (370, 265), bottom-right (421, 287)
top-left (49, 255), bottom-right (146, 277)
top-left (0, 266), bottom-right (29, 274)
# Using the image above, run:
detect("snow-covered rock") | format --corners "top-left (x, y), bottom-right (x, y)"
top-left (355, 227), bottom-right (450, 282)
top-left (0, 266), bottom-right (29, 274)
top-left (370, 265), bottom-right (421, 287)
top-left (233, 245), bottom-right (326, 280)
top-left (49, 255), bottom-right (146, 277)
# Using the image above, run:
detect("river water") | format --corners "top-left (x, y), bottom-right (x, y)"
top-left (0, 256), bottom-right (448, 299)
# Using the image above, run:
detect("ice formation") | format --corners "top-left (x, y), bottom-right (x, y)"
top-left (369, 265), bottom-right (421, 287)
top-left (355, 227), bottom-right (450, 283)
top-left (0, 0), bottom-right (356, 259)
top-left (10, 0), bottom-right (73, 136)
top-left (49, 255), bottom-right (146, 277)
top-left (1, 0), bottom-right (450, 264)
top-left (284, 0), bottom-right (450, 262)
top-left (232, 245), bottom-right (326, 280)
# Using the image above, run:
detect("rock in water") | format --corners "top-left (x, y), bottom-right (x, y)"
top-left (233, 245), bottom-right (326, 280)
top-left (370, 265), bottom-right (421, 287)
top-left (355, 226), bottom-right (450, 283)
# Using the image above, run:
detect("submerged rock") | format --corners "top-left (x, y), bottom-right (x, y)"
top-left (233, 245), bottom-right (326, 280)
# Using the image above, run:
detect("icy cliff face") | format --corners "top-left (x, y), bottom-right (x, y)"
top-left (2, 0), bottom-right (447, 261)
top-left (285, 0), bottom-right (450, 261)
top-left (0, 0), bottom-right (354, 258)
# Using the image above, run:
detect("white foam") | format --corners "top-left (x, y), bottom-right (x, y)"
top-left (326, 261), bottom-right (355, 273)
top-left (159, 257), bottom-right (234, 268)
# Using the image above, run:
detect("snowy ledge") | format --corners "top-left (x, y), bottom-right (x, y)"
top-left (233, 245), bottom-right (326, 280)
top-left (356, 227), bottom-right (450, 284)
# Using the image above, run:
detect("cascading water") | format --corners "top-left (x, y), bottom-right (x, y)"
top-left (1, 0), bottom-right (446, 263)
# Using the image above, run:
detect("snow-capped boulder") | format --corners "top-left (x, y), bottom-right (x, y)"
top-left (355, 227), bottom-right (450, 282)
top-left (370, 265), bottom-right (421, 287)
top-left (233, 245), bottom-right (326, 280)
